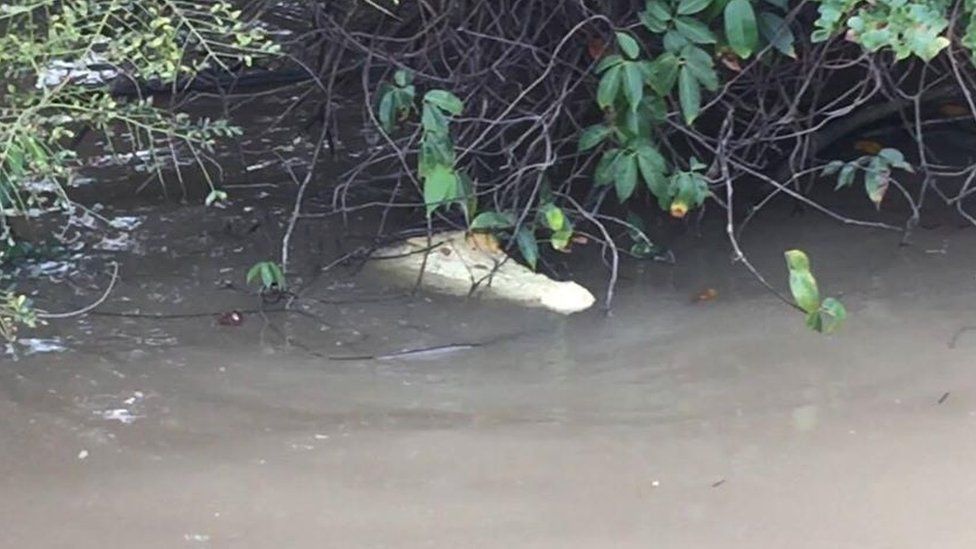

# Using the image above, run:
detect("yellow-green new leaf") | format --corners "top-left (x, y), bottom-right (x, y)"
top-left (785, 249), bottom-right (820, 314)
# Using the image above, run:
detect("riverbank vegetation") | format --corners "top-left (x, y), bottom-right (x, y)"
top-left (5, 0), bottom-right (976, 337)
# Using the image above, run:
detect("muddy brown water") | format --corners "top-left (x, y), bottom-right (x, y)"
top-left (6, 196), bottom-right (976, 548)
top-left (6, 96), bottom-right (976, 546)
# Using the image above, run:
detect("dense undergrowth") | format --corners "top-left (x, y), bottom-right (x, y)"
top-left (6, 0), bottom-right (976, 337)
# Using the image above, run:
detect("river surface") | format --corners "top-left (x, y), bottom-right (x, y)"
top-left (4, 94), bottom-right (976, 547)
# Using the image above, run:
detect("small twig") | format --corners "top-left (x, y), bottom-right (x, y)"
top-left (718, 111), bottom-right (802, 311)
top-left (37, 262), bottom-right (120, 319)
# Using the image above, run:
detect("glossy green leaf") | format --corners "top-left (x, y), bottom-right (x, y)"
top-left (645, 0), bottom-right (673, 21)
top-left (595, 149), bottom-right (621, 186)
top-left (836, 163), bottom-right (857, 190)
top-left (378, 90), bottom-right (396, 132)
top-left (615, 152), bottom-right (639, 201)
top-left (579, 125), bottom-right (612, 151)
top-left (725, 0), bottom-right (759, 58)
top-left (205, 189), bottom-right (227, 207)
top-left (638, 154), bottom-right (670, 207)
top-left (421, 104), bottom-right (449, 136)
top-left (595, 54), bottom-right (624, 73)
top-left (394, 69), bottom-right (411, 87)
top-left (864, 159), bottom-right (889, 208)
top-left (678, 0), bottom-right (713, 15)
top-left (663, 29), bottom-right (691, 52)
top-left (647, 53), bottom-right (680, 95)
top-left (516, 226), bottom-right (539, 269)
top-left (757, 11), bottom-right (795, 57)
top-left (822, 160), bottom-right (844, 176)
top-left (616, 32), bottom-right (641, 59)
top-left (622, 62), bottom-right (645, 111)
top-left (819, 297), bottom-right (847, 333)
top-left (639, 11), bottom-right (669, 33)
top-left (424, 90), bottom-right (463, 115)
top-left (469, 211), bottom-right (515, 230)
top-left (681, 45), bottom-right (719, 91)
top-left (551, 228), bottom-right (573, 251)
top-left (785, 249), bottom-right (820, 314)
top-left (542, 204), bottom-right (567, 232)
top-left (678, 66), bottom-right (702, 124)
top-left (672, 171), bottom-right (710, 207)
top-left (424, 164), bottom-right (458, 217)
top-left (597, 65), bottom-right (622, 109)
top-left (675, 17), bottom-right (717, 44)
top-left (878, 148), bottom-right (912, 171)
top-left (636, 141), bottom-right (667, 173)
top-left (247, 261), bottom-right (285, 291)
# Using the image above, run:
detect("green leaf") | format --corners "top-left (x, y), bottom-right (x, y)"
top-left (595, 54), bottom-right (624, 73)
top-left (424, 90), bottom-right (463, 115)
top-left (757, 12), bottom-right (795, 57)
top-left (267, 262), bottom-right (285, 289)
top-left (678, 66), bottom-right (702, 124)
top-left (421, 104), bottom-right (449, 136)
top-left (469, 211), bottom-right (515, 230)
top-left (542, 204), bottom-right (567, 232)
top-left (639, 11), bottom-right (669, 33)
top-left (821, 160), bottom-right (844, 176)
top-left (424, 164), bottom-right (458, 217)
top-left (595, 149), bottom-right (621, 185)
top-left (647, 53), bottom-right (680, 95)
top-left (864, 159), bottom-right (889, 208)
top-left (725, 0), bottom-right (759, 58)
top-left (836, 163), bottom-right (857, 190)
top-left (247, 261), bottom-right (285, 291)
top-left (645, 0), bottom-right (673, 21)
top-left (205, 189), bottom-right (227, 207)
top-left (672, 171), bottom-right (710, 208)
top-left (675, 17), bottom-right (717, 44)
top-left (640, 95), bottom-right (669, 122)
top-left (616, 32), bottom-right (641, 59)
top-left (579, 125), bottom-right (612, 151)
top-left (663, 29), bottom-right (690, 52)
top-left (615, 152), bottom-right (639, 201)
top-left (810, 28), bottom-right (831, 43)
top-left (819, 297), bottom-right (847, 333)
top-left (551, 228), bottom-right (573, 251)
top-left (636, 141), bottom-right (667, 173)
top-left (515, 226), bottom-right (539, 270)
top-left (806, 310), bottom-right (824, 332)
top-left (784, 248), bottom-right (810, 271)
top-left (638, 152), bottom-right (670, 207)
top-left (678, 0), bottom-right (713, 15)
top-left (597, 65), bottom-right (623, 109)
top-left (457, 170), bottom-right (476, 222)
top-left (246, 263), bottom-right (261, 285)
top-left (622, 106), bottom-right (650, 139)
top-left (419, 136), bottom-right (454, 178)
top-left (784, 249), bottom-right (820, 314)
top-left (378, 90), bottom-right (396, 132)
top-left (622, 62), bottom-right (645, 111)
top-left (681, 45), bottom-right (719, 91)
top-left (394, 69), bottom-right (410, 87)
top-left (878, 148), bottom-right (912, 171)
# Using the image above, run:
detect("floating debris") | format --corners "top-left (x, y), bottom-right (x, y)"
top-left (95, 408), bottom-right (143, 424)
